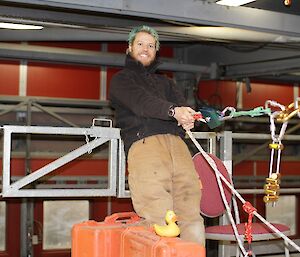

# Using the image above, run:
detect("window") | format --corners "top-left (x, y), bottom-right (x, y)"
top-left (43, 200), bottom-right (89, 249)
top-left (266, 195), bottom-right (296, 235)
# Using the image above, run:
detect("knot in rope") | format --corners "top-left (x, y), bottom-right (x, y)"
top-left (243, 201), bottom-right (257, 253)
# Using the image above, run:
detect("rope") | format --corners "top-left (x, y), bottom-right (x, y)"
top-left (243, 202), bottom-right (257, 256)
top-left (186, 130), bottom-right (300, 255)
top-left (85, 131), bottom-right (93, 154)
top-left (186, 130), bottom-right (247, 256)
top-left (219, 106), bottom-right (271, 121)
top-left (243, 202), bottom-right (256, 244)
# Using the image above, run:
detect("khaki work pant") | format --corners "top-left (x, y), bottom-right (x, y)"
top-left (127, 134), bottom-right (205, 246)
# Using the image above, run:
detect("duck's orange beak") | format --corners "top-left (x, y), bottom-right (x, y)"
top-left (171, 215), bottom-right (179, 222)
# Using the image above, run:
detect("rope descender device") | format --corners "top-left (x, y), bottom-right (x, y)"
top-left (263, 173), bottom-right (281, 203)
top-left (194, 107), bottom-right (223, 129)
top-left (263, 100), bottom-right (288, 204)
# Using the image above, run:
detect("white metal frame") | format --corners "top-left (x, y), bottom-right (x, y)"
top-left (2, 125), bottom-right (120, 197)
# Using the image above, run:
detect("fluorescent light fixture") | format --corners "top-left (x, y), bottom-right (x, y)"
top-left (0, 22), bottom-right (43, 30)
top-left (216, 0), bottom-right (255, 7)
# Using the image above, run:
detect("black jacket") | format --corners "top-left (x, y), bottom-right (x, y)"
top-left (109, 54), bottom-right (187, 155)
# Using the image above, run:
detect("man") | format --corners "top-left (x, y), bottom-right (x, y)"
top-left (109, 25), bottom-right (205, 245)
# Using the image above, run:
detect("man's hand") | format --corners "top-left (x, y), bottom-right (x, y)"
top-left (173, 107), bottom-right (196, 130)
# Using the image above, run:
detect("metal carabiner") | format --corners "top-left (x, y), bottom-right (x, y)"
top-left (275, 100), bottom-right (300, 123)
top-left (220, 106), bottom-right (236, 121)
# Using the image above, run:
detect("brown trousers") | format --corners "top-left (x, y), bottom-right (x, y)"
top-left (127, 134), bottom-right (205, 246)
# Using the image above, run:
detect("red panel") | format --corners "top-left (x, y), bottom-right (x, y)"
top-left (256, 160), bottom-right (275, 176)
top-left (91, 198), bottom-right (109, 221)
top-left (243, 82), bottom-right (294, 109)
top-left (0, 199), bottom-right (21, 257)
top-left (0, 158), bottom-right (25, 176)
top-left (159, 46), bottom-right (173, 58)
top-left (1, 158), bottom-right (108, 176)
top-left (298, 197), bottom-right (300, 236)
top-left (111, 198), bottom-right (134, 214)
top-left (0, 60), bottom-right (19, 95)
top-left (108, 43), bottom-right (127, 53)
top-left (27, 62), bottom-right (100, 100)
top-left (235, 160), bottom-right (300, 176)
top-left (30, 158), bottom-right (108, 176)
top-left (281, 161), bottom-right (300, 175)
top-left (107, 67), bottom-right (122, 99)
top-left (197, 81), bottom-right (295, 110)
top-left (234, 161), bottom-right (255, 176)
top-left (198, 80), bottom-right (236, 108)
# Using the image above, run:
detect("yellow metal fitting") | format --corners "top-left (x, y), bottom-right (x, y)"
top-left (263, 173), bottom-right (281, 203)
top-left (263, 195), bottom-right (279, 203)
top-left (264, 184), bottom-right (280, 191)
top-left (269, 143), bottom-right (284, 150)
top-left (275, 102), bottom-right (300, 123)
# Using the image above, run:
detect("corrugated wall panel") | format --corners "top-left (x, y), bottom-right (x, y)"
top-left (243, 82), bottom-right (294, 108)
top-left (0, 60), bottom-right (19, 96)
top-left (27, 62), bottom-right (101, 99)
top-left (198, 80), bottom-right (237, 108)
top-left (0, 158), bottom-right (108, 176)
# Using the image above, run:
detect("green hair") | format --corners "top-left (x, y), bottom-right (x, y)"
top-left (128, 25), bottom-right (160, 51)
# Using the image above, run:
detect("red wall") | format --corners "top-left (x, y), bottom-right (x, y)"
top-left (198, 80), bottom-right (295, 109)
top-left (0, 60), bottom-right (19, 95)
top-left (27, 62), bottom-right (101, 99)
top-left (1, 42), bottom-right (299, 256)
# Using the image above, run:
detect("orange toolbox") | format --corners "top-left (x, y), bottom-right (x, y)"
top-left (121, 226), bottom-right (206, 257)
top-left (71, 212), bottom-right (141, 257)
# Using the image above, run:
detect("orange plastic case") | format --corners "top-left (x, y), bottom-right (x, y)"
top-left (121, 227), bottom-right (206, 257)
top-left (71, 212), bottom-right (141, 257)
top-left (72, 212), bottom-right (205, 257)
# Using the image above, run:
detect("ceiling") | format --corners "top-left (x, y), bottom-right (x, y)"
top-left (0, 0), bottom-right (300, 82)
top-left (244, 0), bottom-right (299, 15)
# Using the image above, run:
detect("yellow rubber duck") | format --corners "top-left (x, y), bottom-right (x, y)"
top-left (153, 210), bottom-right (180, 237)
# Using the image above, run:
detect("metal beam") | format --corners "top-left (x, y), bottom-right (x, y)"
top-left (0, 28), bottom-right (131, 41)
top-left (0, 4), bottom-right (163, 28)
top-left (223, 56), bottom-right (300, 78)
top-left (1, 0), bottom-right (300, 37)
top-left (0, 43), bottom-right (211, 74)
top-left (233, 123), bottom-right (300, 165)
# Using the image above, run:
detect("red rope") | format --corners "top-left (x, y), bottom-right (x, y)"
top-left (243, 201), bottom-right (257, 255)
top-left (193, 113), bottom-right (203, 120)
